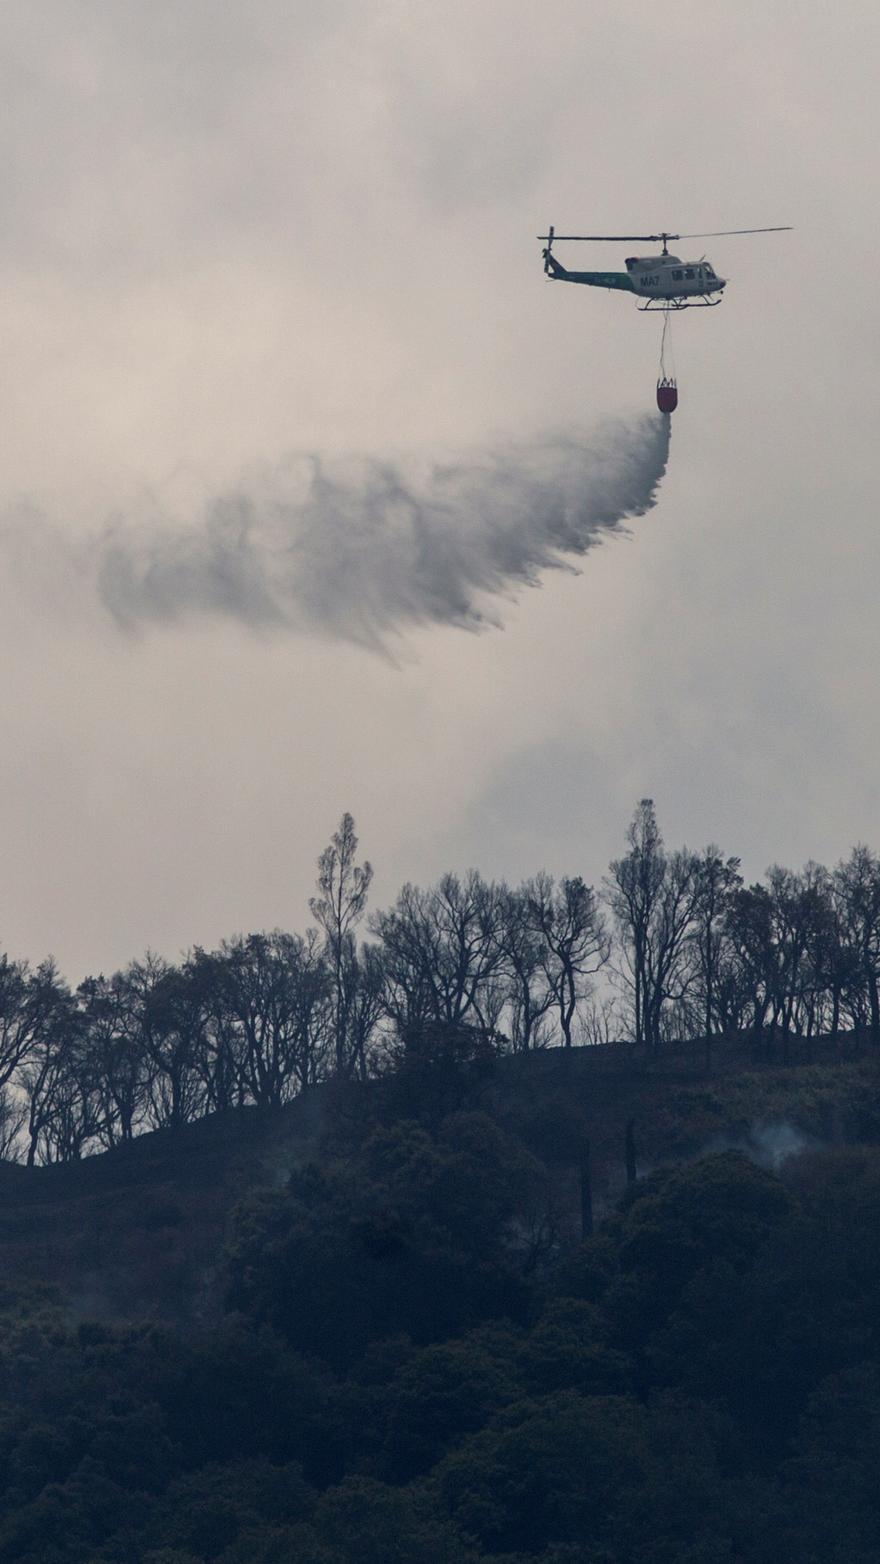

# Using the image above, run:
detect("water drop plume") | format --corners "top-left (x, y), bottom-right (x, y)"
top-left (98, 414), bottom-right (671, 647)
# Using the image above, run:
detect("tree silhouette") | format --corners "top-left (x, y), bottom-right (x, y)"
top-left (310, 814), bottom-right (374, 1075)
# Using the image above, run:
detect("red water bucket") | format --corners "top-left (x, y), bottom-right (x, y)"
top-left (656, 378), bottom-right (678, 414)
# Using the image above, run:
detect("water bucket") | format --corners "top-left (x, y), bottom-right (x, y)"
top-left (656, 378), bottom-right (678, 414)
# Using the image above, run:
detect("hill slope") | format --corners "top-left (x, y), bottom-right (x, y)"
top-left (2, 1039), bottom-right (878, 1322)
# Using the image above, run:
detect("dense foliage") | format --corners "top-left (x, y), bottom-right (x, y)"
top-left (2, 1073), bottom-right (880, 1562)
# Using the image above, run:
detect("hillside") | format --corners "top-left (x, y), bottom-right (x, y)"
top-left (2, 1038), bottom-right (878, 1324)
top-left (1, 1039), bottom-right (880, 1561)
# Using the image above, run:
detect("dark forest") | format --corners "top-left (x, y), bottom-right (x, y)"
top-left (0, 805), bottom-right (879, 1562)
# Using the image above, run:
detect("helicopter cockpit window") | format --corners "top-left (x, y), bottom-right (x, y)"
top-left (704, 265), bottom-right (715, 277)
top-left (684, 268), bottom-right (695, 279)
top-left (625, 257), bottom-right (637, 271)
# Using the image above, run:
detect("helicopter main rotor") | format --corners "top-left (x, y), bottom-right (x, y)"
top-left (538, 225), bottom-right (792, 256)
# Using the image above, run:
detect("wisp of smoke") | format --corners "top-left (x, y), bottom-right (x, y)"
top-left (97, 415), bottom-right (670, 648)
top-left (703, 1119), bottom-right (812, 1171)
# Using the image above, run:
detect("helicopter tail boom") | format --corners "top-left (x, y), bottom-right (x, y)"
top-left (544, 250), bottom-right (636, 292)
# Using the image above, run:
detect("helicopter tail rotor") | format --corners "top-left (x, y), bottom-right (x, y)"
top-left (542, 225), bottom-right (555, 273)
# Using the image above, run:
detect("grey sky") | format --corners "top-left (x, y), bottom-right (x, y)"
top-left (0, 0), bottom-right (877, 980)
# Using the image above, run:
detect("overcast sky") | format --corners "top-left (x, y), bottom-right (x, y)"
top-left (1, 0), bottom-right (878, 981)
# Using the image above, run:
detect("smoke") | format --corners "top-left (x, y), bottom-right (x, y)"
top-left (95, 414), bottom-right (670, 647)
top-left (703, 1119), bottom-right (812, 1170)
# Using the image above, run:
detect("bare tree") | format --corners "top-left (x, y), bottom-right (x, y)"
top-left (709, 939), bottom-right (755, 1041)
top-left (0, 1091), bottom-right (24, 1161)
top-left (641, 849), bottom-right (702, 1051)
top-left (78, 972), bottom-right (153, 1145)
top-left (725, 883), bottom-right (776, 1046)
top-left (606, 804), bottom-right (702, 1051)
top-left (124, 956), bottom-right (207, 1131)
top-left (605, 801), bottom-right (667, 1049)
top-left (690, 848), bottom-right (742, 1055)
top-left (18, 963), bottom-right (84, 1166)
top-left (211, 931), bottom-right (331, 1104)
top-left (310, 814), bottom-right (373, 1075)
top-left (339, 941), bottom-right (387, 1080)
top-left (579, 994), bottom-right (622, 1047)
top-left (525, 873), bottom-right (610, 1049)
top-left (0, 954), bottom-right (65, 1094)
top-left (184, 948), bottom-right (249, 1112)
top-left (812, 870), bottom-right (860, 1040)
top-left (496, 885), bottom-right (555, 1051)
top-left (833, 845), bottom-right (880, 1043)
top-left (372, 871), bottom-right (504, 1038)
top-left (765, 866), bottom-right (830, 1055)
top-left (725, 866), bottom-right (830, 1059)
top-left (34, 1046), bottom-right (103, 1164)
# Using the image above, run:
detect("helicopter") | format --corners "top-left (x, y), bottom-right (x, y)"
top-left (537, 226), bottom-right (792, 310)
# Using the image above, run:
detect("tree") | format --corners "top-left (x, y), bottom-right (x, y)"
top-left (183, 948), bottom-right (248, 1113)
top-left (605, 1151), bottom-right (796, 1358)
top-left (523, 874), bottom-right (610, 1049)
top-left (496, 885), bottom-right (555, 1052)
top-left (77, 972), bottom-right (153, 1145)
top-left (0, 1089), bottom-right (24, 1160)
top-left (605, 801), bottom-right (667, 1050)
top-left (0, 954), bottom-right (65, 1095)
top-left (689, 847), bottom-right (742, 1056)
top-left (834, 845), bottom-right (880, 1042)
top-left (640, 848), bottom-right (702, 1051)
top-left (371, 872), bottom-right (504, 1039)
top-left (436, 1390), bottom-right (649, 1556)
top-left (766, 864), bottom-right (828, 1052)
top-left (210, 932), bottom-right (331, 1105)
top-left (727, 866), bottom-right (831, 1059)
top-left (606, 804), bottom-right (701, 1051)
top-left (227, 1113), bottom-right (541, 1365)
top-left (340, 941), bottom-right (386, 1082)
top-left (793, 862), bottom-right (840, 1041)
top-left (310, 814), bottom-right (374, 1076)
top-left (725, 881), bottom-right (775, 1043)
top-left (816, 868), bottom-right (862, 1040)
top-left (135, 957), bottom-right (208, 1130)
top-left (31, 1036), bottom-right (102, 1165)
top-left (17, 962), bottom-right (85, 1165)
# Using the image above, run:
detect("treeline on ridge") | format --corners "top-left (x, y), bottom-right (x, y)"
top-left (4, 800), bottom-right (880, 1165)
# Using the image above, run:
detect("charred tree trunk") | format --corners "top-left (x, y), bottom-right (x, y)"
top-left (579, 1138), bottom-right (593, 1239)
top-left (869, 975), bottom-right (880, 1045)
top-left (830, 985), bottom-right (841, 1042)
top-left (625, 1119), bottom-right (637, 1186)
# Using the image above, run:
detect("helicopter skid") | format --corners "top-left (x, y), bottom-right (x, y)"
top-left (638, 294), bottom-right (723, 311)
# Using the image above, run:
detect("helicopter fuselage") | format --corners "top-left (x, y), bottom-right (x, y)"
top-left (625, 253), bottom-right (725, 300)
top-left (543, 248), bottom-right (726, 305)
